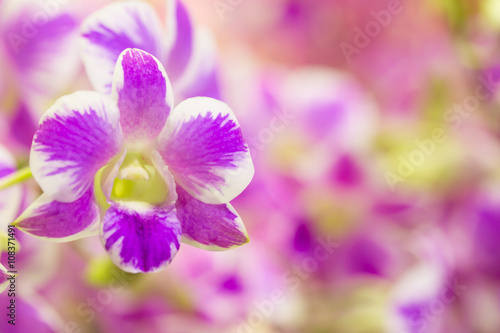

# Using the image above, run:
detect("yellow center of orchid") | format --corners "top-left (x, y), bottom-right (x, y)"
top-left (110, 152), bottom-right (169, 205)
top-left (94, 152), bottom-right (170, 209)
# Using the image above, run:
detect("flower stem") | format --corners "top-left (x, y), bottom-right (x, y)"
top-left (0, 167), bottom-right (32, 190)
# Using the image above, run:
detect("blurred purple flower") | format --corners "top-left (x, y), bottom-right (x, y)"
top-left (0, 292), bottom-right (63, 332)
top-left (0, 144), bottom-right (23, 225)
top-left (0, 0), bottom-right (80, 150)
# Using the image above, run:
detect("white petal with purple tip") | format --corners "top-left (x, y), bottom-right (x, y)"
top-left (158, 97), bottom-right (254, 204)
top-left (80, 1), bottom-right (164, 94)
top-left (101, 202), bottom-right (182, 273)
top-left (176, 186), bottom-right (249, 251)
top-left (112, 49), bottom-right (174, 146)
top-left (13, 188), bottom-right (100, 242)
top-left (30, 91), bottom-right (122, 203)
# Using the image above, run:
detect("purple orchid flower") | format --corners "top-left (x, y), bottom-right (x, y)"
top-left (80, 0), bottom-right (220, 102)
top-left (13, 48), bottom-right (254, 273)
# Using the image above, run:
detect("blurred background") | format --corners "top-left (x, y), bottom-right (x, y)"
top-left (2, 0), bottom-right (500, 332)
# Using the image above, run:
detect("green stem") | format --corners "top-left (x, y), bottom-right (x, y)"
top-left (0, 167), bottom-right (32, 190)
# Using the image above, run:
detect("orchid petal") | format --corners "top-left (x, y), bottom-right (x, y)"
top-left (80, 1), bottom-right (163, 94)
top-left (30, 91), bottom-right (122, 203)
top-left (1, 7), bottom-right (79, 109)
top-left (14, 188), bottom-right (100, 242)
top-left (176, 186), bottom-right (248, 250)
top-left (165, 0), bottom-right (194, 83)
top-left (101, 202), bottom-right (181, 273)
top-left (158, 97), bottom-right (254, 204)
top-left (174, 27), bottom-right (221, 101)
top-left (112, 49), bottom-right (173, 146)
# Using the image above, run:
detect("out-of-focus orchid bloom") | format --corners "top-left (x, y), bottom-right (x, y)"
top-left (95, 295), bottom-right (228, 333)
top-left (0, 0), bottom-right (81, 150)
top-left (80, 0), bottom-right (220, 102)
top-left (0, 292), bottom-right (64, 332)
top-left (1, 139), bottom-right (64, 295)
top-left (0, 145), bottom-right (23, 228)
top-left (237, 66), bottom-right (377, 182)
top-left (387, 231), bottom-right (455, 333)
top-left (14, 48), bottom-right (254, 273)
top-left (167, 245), bottom-right (284, 325)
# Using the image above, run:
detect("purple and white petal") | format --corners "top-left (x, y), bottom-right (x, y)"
top-left (112, 49), bottom-right (173, 146)
top-left (0, 264), bottom-right (9, 294)
top-left (80, 1), bottom-right (164, 94)
top-left (101, 202), bottom-right (181, 273)
top-left (30, 91), bottom-right (122, 203)
top-left (1, 3), bottom-right (79, 111)
top-left (165, 0), bottom-right (194, 83)
top-left (158, 97), bottom-right (254, 204)
top-left (13, 188), bottom-right (100, 242)
top-left (176, 186), bottom-right (248, 251)
top-left (174, 27), bottom-right (221, 101)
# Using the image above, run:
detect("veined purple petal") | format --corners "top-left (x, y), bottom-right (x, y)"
top-left (165, 0), bottom-right (194, 82)
top-left (80, 2), bottom-right (164, 94)
top-left (112, 49), bottom-right (173, 146)
top-left (14, 188), bottom-right (100, 242)
top-left (176, 186), bottom-right (249, 250)
top-left (30, 91), bottom-right (122, 203)
top-left (101, 203), bottom-right (181, 273)
top-left (158, 97), bottom-right (254, 204)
